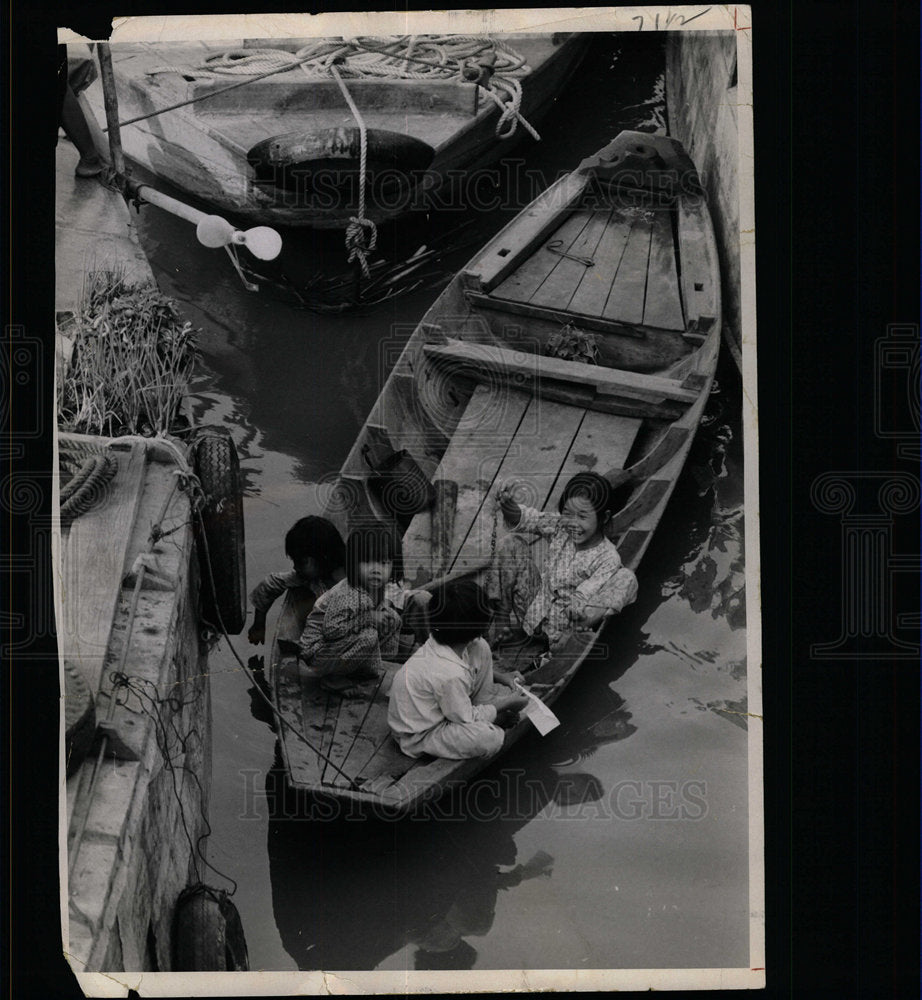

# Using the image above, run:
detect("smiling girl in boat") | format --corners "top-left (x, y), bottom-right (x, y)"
top-left (295, 523), bottom-right (406, 695)
top-left (489, 472), bottom-right (638, 657)
top-left (248, 516), bottom-right (346, 645)
top-left (388, 581), bottom-right (528, 760)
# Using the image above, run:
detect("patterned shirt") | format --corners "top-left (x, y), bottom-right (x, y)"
top-left (516, 504), bottom-right (624, 642)
top-left (299, 578), bottom-right (403, 661)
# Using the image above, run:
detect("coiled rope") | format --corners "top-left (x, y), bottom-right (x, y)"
top-left (60, 454), bottom-right (118, 525)
top-left (147, 35), bottom-right (539, 140)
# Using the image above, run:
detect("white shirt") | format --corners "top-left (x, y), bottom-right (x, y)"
top-left (388, 637), bottom-right (497, 743)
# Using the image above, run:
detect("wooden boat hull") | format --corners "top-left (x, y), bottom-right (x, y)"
top-left (60, 433), bottom-right (211, 971)
top-left (80, 34), bottom-right (590, 228)
top-left (269, 131), bottom-right (721, 814)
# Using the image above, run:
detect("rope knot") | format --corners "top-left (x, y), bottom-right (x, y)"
top-left (345, 217), bottom-right (378, 277)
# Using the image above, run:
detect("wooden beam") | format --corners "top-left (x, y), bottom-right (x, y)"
top-left (608, 478), bottom-right (671, 535)
top-left (467, 170), bottom-right (591, 291)
top-left (607, 425), bottom-right (689, 487)
top-left (424, 339), bottom-right (698, 406)
top-left (466, 290), bottom-right (646, 339)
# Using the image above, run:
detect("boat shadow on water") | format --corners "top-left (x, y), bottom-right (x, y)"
top-left (260, 676), bottom-right (638, 971)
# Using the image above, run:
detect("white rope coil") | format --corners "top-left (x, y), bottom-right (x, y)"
top-left (149, 35), bottom-right (539, 140)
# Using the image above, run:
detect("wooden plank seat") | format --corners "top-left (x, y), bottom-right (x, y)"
top-left (423, 338), bottom-right (699, 421)
top-left (466, 290), bottom-right (646, 340)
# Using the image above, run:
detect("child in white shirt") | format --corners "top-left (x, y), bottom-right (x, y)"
top-left (388, 581), bottom-right (527, 759)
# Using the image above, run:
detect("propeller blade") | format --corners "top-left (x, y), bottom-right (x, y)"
top-left (196, 215), bottom-right (236, 248)
top-left (242, 226), bottom-right (283, 261)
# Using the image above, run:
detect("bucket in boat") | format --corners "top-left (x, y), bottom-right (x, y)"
top-left (362, 442), bottom-right (435, 527)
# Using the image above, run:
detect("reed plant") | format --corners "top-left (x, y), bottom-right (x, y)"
top-left (58, 269), bottom-right (198, 437)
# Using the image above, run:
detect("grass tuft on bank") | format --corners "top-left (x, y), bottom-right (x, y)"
top-left (58, 269), bottom-right (197, 438)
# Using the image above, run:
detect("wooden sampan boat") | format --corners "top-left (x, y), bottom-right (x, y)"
top-left (268, 130), bottom-right (722, 814)
top-left (78, 34), bottom-right (590, 229)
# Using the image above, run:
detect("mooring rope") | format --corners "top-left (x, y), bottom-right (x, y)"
top-left (329, 64), bottom-right (377, 277)
top-left (60, 454), bottom-right (118, 524)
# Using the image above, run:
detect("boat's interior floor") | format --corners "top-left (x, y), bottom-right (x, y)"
top-left (490, 195), bottom-right (686, 331)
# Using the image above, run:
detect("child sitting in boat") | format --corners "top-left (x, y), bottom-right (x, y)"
top-left (248, 516), bottom-right (346, 645)
top-left (296, 523), bottom-right (406, 695)
top-left (388, 581), bottom-right (528, 760)
top-left (489, 471), bottom-right (638, 656)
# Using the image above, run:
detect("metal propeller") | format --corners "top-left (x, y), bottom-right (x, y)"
top-left (196, 215), bottom-right (283, 261)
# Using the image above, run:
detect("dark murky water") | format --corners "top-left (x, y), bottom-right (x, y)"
top-left (136, 34), bottom-right (750, 971)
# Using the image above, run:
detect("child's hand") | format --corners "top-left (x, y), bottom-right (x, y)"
top-left (569, 604), bottom-right (609, 630)
top-left (495, 479), bottom-right (523, 506)
top-left (495, 480), bottom-right (524, 526)
top-left (496, 693), bottom-right (528, 713)
top-left (494, 693), bottom-right (528, 729)
top-left (494, 669), bottom-right (525, 690)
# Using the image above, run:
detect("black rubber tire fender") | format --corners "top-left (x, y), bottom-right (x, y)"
top-left (173, 886), bottom-right (249, 971)
top-left (194, 431), bottom-right (247, 635)
top-left (64, 662), bottom-right (96, 777)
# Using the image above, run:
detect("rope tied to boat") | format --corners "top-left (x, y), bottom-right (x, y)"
top-left (143, 36), bottom-right (539, 141)
top-left (330, 62), bottom-right (377, 278)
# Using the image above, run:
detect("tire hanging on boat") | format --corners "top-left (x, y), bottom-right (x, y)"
top-left (172, 883), bottom-right (249, 971)
top-left (64, 661), bottom-right (96, 777)
top-left (193, 430), bottom-right (247, 635)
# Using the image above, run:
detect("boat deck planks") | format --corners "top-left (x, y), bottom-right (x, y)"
top-left (402, 383), bottom-right (530, 583)
top-left (492, 199), bottom-right (683, 334)
top-left (545, 410), bottom-right (643, 511)
top-left (324, 674), bottom-right (405, 789)
top-left (492, 209), bottom-right (591, 304)
top-left (353, 724), bottom-right (420, 785)
top-left (530, 208), bottom-right (612, 310)
top-left (452, 396), bottom-right (586, 572)
top-left (567, 205), bottom-right (634, 318)
top-left (603, 211), bottom-right (653, 325)
top-left (641, 209), bottom-right (685, 330)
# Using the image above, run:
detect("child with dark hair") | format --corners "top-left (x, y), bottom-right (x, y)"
top-left (388, 581), bottom-right (527, 759)
top-left (296, 524), bottom-right (406, 694)
top-left (490, 471), bottom-right (638, 650)
top-left (248, 516), bottom-right (347, 644)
